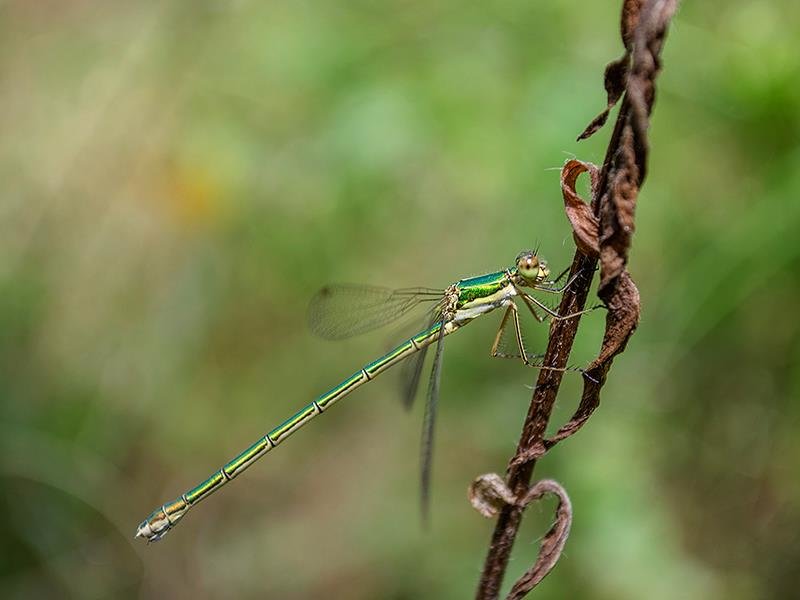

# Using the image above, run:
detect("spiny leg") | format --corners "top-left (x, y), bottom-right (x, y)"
top-left (515, 284), bottom-right (600, 322)
top-left (492, 299), bottom-right (598, 382)
top-left (534, 266), bottom-right (576, 294)
top-left (509, 302), bottom-right (531, 363)
top-left (533, 267), bottom-right (593, 294)
top-left (489, 303), bottom-right (547, 365)
top-left (551, 265), bottom-right (572, 285)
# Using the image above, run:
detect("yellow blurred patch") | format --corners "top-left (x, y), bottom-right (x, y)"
top-left (163, 165), bottom-right (224, 228)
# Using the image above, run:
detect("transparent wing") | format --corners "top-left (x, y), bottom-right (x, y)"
top-left (495, 294), bottom-right (554, 360)
top-left (420, 320), bottom-right (446, 525)
top-left (494, 308), bottom-right (525, 359)
top-left (490, 304), bottom-right (547, 365)
top-left (398, 310), bottom-right (441, 410)
top-left (307, 284), bottom-right (443, 340)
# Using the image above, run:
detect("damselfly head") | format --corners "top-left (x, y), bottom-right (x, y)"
top-left (515, 250), bottom-right (549, 284)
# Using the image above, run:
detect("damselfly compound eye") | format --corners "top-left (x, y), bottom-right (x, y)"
top-left (515, 251), bottom-right (540, 281)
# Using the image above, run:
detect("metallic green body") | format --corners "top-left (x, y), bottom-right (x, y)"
top-left (456, 270), bottom-right (509, 306)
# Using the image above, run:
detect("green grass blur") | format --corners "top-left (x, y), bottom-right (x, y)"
top-left (1, 2), bottom-right (799, 598)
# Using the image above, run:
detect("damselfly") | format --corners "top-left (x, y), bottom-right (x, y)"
top-left (136, 250), bottom-right (595, 542)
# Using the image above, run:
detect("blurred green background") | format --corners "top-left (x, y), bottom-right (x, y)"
top-left (2, 1), bottom-right (799, 598)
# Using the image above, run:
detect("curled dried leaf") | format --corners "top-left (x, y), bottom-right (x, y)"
top-left (561, 159), bottom-right (600, 257)
top-left (576, 55), bottom-right (629, 141)
top-left (469, 473), bottom-right (518, 518)
top-left (469, 475), bottom-right (573, 599)
top-left (599, 127), bottom-right (640, 292)
top-left (577, 0), bottom-right (646, 141)
top-left (508, 480), bottom-right (573, 600)
top-left (594, 270), bottom-right (640, 365)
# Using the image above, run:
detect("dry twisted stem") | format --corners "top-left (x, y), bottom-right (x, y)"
top-left (474, 1), bottom-right (678, 598)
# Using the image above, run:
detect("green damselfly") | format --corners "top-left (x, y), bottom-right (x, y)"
top-left (136, 250), bottom-right (594, 542)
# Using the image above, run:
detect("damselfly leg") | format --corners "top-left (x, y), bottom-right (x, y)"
top-left (489, 280), bottom-right (601, 381)
top-left (514, 285), bottom-right (601, 323)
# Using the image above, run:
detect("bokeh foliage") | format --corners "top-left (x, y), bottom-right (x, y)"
top-left (1, 1), bottom-right (799, 598)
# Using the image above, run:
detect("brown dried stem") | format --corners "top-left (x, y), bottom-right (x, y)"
top-left (473, 1), bottom-right (678, 598)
